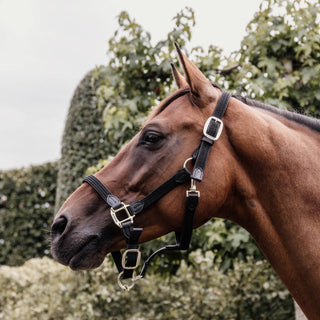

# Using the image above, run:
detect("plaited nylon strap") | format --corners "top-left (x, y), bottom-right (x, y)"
top-left (192, 91), bottom-right (231, 181)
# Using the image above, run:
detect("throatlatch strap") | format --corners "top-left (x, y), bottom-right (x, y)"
top-left (192, 91), bottom-right (231, 181)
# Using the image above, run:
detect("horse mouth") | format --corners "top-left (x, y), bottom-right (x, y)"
top-left (70, 237), bottom-right (103, 270)
top-left (52, 235), bottom-right (105, 271)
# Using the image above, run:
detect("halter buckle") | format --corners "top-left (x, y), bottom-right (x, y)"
top-left (122, 249), bottom-right (141, 270)
top-left (203, 116), bottom-right (223, 141)
top-left (110, 202), bottom-right (134, 228)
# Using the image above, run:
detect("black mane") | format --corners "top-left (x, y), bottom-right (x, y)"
top-left (233, 95), bottom-right (320, 133)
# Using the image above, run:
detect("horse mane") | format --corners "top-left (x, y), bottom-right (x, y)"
top-left (233, 94), bottom-right (320, 133)
top-left (148, 82), bottom-right (320, 133)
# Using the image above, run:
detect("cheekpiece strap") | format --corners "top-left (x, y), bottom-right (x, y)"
top-left (192, 91), bottom-right (231, 181)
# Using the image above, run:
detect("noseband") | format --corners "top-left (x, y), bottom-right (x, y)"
top-left (83, 91), bottom-right (231, 290)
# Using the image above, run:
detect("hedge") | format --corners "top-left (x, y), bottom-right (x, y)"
top-left (0, 251), bottom-right (293, 320)
top-left (55, 67), bottom-right (112, 211)
top-left (0, 162), bottom-right (57, 266)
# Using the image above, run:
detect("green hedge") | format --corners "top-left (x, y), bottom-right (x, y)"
top-left (0, 162), bottom-right (57, 266)
top-left (0, 252), bottom-right (293, 320)
top-left (55, 68), bottom-right (112, 211)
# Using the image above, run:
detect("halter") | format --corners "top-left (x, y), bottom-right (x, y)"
top-left (83, 91), bottom-right (231, 290)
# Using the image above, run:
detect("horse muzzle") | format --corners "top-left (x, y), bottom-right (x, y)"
top-left (50, 212), bottom-right (110, 270)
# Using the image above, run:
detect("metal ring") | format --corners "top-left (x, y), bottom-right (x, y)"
top-left (183, 157), bottom-right (193, 170)
top-left (117, 271), bottom-right (142, 291)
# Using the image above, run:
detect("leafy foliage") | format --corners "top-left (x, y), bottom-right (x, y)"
top-left (0, 162), bottom-right (57, 265)
top-left (96, 8), bottom-right (197, 154)
top-left (233, 0), bottom-right (320, 115)
top-left (0, 253), bottom-right (293, 320)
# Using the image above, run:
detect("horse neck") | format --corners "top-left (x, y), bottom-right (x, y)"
top-left (222, 98), bottom-right (320, 319)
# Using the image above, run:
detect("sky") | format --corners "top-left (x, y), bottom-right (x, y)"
top-left (0, 0), bottom-right (262, 170)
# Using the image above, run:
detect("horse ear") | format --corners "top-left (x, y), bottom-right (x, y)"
top-left (174, 42), bottom-right (217, 107)
top-left (170, 63), bottom-right (188, 88)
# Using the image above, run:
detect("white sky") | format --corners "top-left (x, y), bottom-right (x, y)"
top-left (0, 0), bottom-right (261, 170)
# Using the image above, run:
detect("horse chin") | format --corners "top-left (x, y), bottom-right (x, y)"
top-left (69, 252), bottom-right (105, 271)
top-left (67, 237), bottom-right (106, 270)
top-left (51, 235), bottom-right (105, 271)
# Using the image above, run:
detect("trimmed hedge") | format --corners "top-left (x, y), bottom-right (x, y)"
top-left (0, 252), bottom-right (294, 320)
top-left (0, 162), bottom-right (57, 266)
top-left (55, 67), bottom-right (112, 211)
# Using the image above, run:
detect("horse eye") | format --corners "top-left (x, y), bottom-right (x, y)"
top-left (141, 131), bottom-right (164, 145)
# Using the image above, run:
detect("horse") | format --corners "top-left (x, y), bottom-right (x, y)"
top-left (51, 44), bottom-right (320, 319)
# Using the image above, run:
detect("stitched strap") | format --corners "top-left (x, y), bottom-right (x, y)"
top-left (83, 175), bottom-right (122, 209)
top-left (192, 91), bottom-right (231, 181)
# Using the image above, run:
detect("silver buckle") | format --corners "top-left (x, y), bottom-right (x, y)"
top-left (203, 116), bottom-right (223, 141)
top-left (110, 202), bottom-right (134, 228)
top-left (122, 249), bottom-right (141, 270)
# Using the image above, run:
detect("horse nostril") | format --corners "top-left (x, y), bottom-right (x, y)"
top-left (51, 215), bottom-right (68, 238)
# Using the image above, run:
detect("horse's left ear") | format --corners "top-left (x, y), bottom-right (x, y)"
top-left (175, 43), bottom-right (218, 108)
top-left (170, 63), bottom-right (188, 89)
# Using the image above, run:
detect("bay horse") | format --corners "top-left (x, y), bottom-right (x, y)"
top-left (51, 44), bottom-right (320, 319)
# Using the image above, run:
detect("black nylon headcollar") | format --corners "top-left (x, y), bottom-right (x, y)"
top-left (83, 91), bottom-right (231, 290)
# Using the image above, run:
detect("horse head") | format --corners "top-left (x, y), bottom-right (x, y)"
top-left (51, 45), bottom-right (234, 271)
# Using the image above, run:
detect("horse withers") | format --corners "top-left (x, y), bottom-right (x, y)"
top-left (51, 44), bottom-right (320, 319)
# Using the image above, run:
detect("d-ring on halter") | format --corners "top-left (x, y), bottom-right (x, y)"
top-left (83, 91), bottom-right (231, 290)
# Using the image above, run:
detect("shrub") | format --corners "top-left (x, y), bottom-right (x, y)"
top-left (55, 68), bottom-right (112, 211)
top-left (0, 252), bottom-right (293, 320)
top-left (0, 162), bottom-right (57, 266)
